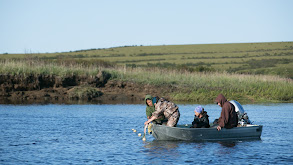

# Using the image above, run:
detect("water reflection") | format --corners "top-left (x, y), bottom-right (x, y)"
top-left (142, 140), bottom-right (242, 163)
top-left (142, 140), bottom-right (181, 163)
top-left (218, 141), bottom-right (237, 148)
top-left (1, 104), bottom-right (291, 164)
top-left (144, 140), bottom-right (179, 150)
top-left (143, 140), bottom-right (262, 157)
top-left (144, 140), bottom-right (240, 149)
top-left (218, 139), bottom-right (262, 147)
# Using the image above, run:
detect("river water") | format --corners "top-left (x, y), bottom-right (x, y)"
top-left (0, 103), bottom-right (292, 164)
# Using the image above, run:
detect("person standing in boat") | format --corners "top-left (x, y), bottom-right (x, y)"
top-left (144, 95), bottom-right (166, 125)
top-left (144, 97), bottom-right (180, 127)
top-left (215, 94), bottom-right (238, 131)
top-left (190, 105), bottom-right (210, 128)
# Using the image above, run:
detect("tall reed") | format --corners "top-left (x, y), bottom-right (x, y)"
top-left (1, 59), bottom-right (292, 102)
top-left (0, 59), bottom-right (100, 77)
top-left (109, 67), bottom-right (293, 102)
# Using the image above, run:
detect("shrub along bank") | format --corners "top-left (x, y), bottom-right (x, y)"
top-left (0, 59), bottom-right (292, 103)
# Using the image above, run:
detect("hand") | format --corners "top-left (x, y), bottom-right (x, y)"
top-left (145, 116), bottom-right (156, 125)
top-left (217, 126), bottom-right (221, 131)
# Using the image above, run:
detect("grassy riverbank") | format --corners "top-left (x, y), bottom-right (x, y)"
top-left (3, 42), bottom-right (293, 79)
top-left (0, 59), bottom-right (101, 77)
top-left (111, 67), bottom-right (293, 103)
top-left (1, 59), bottom-right (292, 103)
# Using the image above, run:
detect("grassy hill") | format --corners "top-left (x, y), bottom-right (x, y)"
top-left (1, 42), bottom-right (292, 103)
top-left (2, 42), bottom-right (293, 78)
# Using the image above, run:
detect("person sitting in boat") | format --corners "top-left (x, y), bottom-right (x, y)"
top-left (215, 94), bottom-right (238, 131)
top-left (144, 97), bottom-right (180, 127)
top-left (145, 95), bottom-right (166, 125)
top-left (190, 105), bottom-right (210, 128)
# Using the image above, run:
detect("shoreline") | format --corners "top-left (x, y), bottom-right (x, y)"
top-left (1, 74), bottom-right (292, 105)
top-left (1, 42), bottom-right (293, 104)
top-left (0, 73), bottom-right (175, 105)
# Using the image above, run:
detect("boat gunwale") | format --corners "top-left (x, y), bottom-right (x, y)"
top-left (153, 124), bottom-right (263, 130)
top-left (152, 124), bottom-right (263, 141)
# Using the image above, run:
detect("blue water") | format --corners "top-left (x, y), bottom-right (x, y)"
top-left (0, 103), bottom-right (292, 164)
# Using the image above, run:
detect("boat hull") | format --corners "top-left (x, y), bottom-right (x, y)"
top-left (152, 124), bottom-right (263, 141)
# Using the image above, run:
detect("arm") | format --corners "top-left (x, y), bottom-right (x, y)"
top-left (192, 116), bottom-right (199, 124)
top-left (144, 116), bottom-right (158, 125)
top-left (193, 116), bottom-right (209, 128)
top-left (217, 105), bottom-right (229, 130)
top-left (202, 116), bottom-right (210, 128)
top-left (157, 115), bottom-right (164, 120)
top-left (145, 99), bottom-right (164, 125)
top-left (219, 107), bottom-right (229, 127)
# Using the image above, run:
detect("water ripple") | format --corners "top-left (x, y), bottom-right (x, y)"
top-left (0, 104), bottom-right (292, 164)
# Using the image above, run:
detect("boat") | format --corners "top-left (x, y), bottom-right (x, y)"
top-left (151, 100), bottom-right (262, 141)
top-left (151, 124), bottom-right (263, 141)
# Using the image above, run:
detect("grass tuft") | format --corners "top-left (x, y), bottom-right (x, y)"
top-left (0, 58), bottom-right (292, 103)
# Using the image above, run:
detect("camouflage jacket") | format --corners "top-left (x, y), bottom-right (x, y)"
top-left (152, 98), bottom-right (179, 119)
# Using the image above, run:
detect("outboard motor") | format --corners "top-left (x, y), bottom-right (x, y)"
top-left (229, 100), bottom-right (251, 125)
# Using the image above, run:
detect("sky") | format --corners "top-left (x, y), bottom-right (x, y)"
top-left (0, 0), bottom-right (292, 54)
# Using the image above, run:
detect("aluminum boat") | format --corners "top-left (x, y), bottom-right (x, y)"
top-left (152, 124), bottom-right (263, 141)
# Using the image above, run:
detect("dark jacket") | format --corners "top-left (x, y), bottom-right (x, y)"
top-left (191, 111), bottom-right (210, 128)
top-left (215, 94), bottom-right (238, 129)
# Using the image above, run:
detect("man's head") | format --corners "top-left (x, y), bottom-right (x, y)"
top-left (215, 93), bottom-right (227, 107)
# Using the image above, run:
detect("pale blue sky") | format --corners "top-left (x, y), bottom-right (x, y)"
top-left (0, 0), bottom-right (292, 53)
